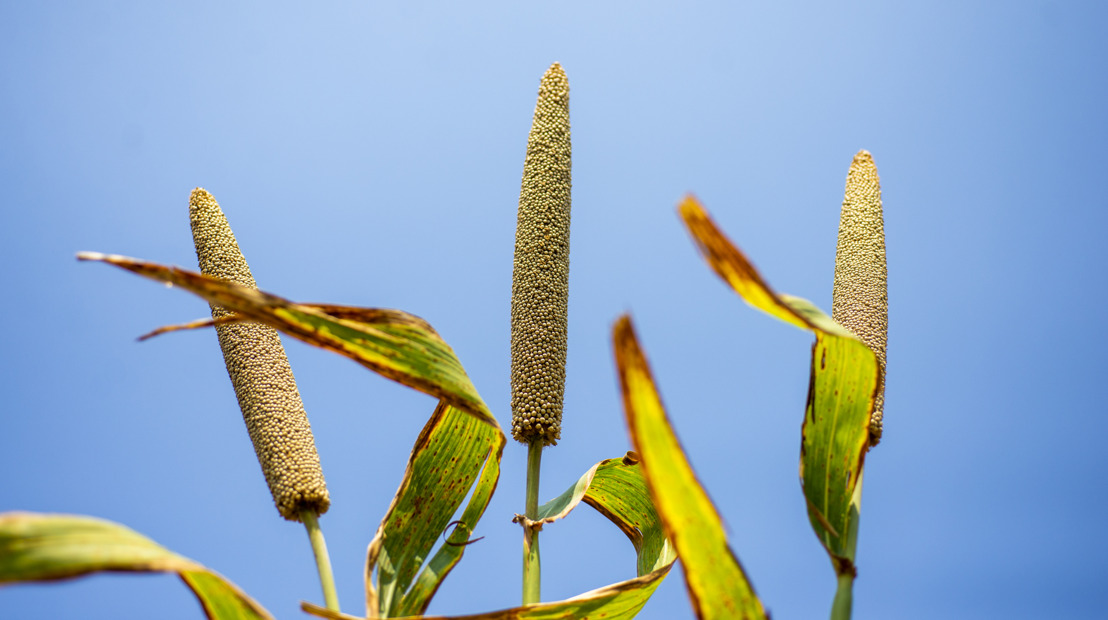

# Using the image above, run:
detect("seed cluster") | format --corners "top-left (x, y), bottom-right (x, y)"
top-left (510, 63), bottom-right (572, 446)
top-left (189, 188), bottom-right (330, 520)
top-left (832, 151), bottom-right (888, 446)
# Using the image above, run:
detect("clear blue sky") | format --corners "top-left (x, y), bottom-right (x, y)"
top-left (3, 3), bottom-right (1107, 619)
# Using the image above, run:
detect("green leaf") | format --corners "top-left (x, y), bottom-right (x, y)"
top-left (309, 455), bottom-right (675, 620)
top-left (613, 316), bottom-right (767, 620)
top-left (0, 512), bottom-right (272, 620)
top-left (533, 453), bottom-right (676, 578)
top-left (367, 402), bottom-right (505, 618)
top-left (678, 196), bottom-right (879, 573)
top-left (76, 253), bottom-right (495, 426)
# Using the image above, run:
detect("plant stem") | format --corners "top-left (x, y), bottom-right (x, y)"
top-left (830, 571), bottom-right (854, 620)
top-left (301, 509), bottom-right (340, 612)
top-left (831, 474), bottom-right (863, 620)
top-left (522, 439), bottom-right (543, 605)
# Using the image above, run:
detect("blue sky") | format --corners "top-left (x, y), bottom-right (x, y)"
top-left (3, 2), bottom-right (1107, 619)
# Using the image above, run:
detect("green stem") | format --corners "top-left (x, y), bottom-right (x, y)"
top-left (522, 439), bottom-right (543, 605)
top-left (830, 571), bottom-right (854, 620)
top-left (831, 473), bottom-right (863, 620)
top-left (301, 509), bottom-right (340, 612)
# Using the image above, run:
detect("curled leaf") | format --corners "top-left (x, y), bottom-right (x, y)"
top-left (678, 195), bottom-right (880, 572)
top-left (313, 456), bottom-right (674, 620)
top-left (366, 402), bottom-right (505, 618)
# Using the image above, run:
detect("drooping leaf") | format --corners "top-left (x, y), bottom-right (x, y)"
top-left (76, 253), bottom-right (494, 425)
top-left (0, 512), bottom-right (272, 620)
top-left (366, 402), bottom-right (505, 618)
top-left (613, 316), bottom-right (767, 620)
top-left (678, 195), bottom-right (880, 572)
top-left (309, 455), bottom-right (675, 620)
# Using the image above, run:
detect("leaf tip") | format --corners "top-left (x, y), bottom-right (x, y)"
top-left (612, 314), bottom-right (642, 364)
top-left (613, 312), bottom-right (632, 336)
top-left (677, 194), bottom-right (704, 219)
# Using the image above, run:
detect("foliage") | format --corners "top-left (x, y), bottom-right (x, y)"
top-left (4, 68), bottom-right (886, 620)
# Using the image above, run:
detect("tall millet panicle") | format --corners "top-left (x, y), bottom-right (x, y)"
top-left (189, 188), bottom-right (330, 520)
top-left (832, 151), bottom-right (888, 446)
top-left (510, 63), bottom-right (572, 446)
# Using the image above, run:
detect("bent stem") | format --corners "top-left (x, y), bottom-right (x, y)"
top-left (522, 439), bottom-right (543, 605)
top-left (301, 509), bottom-right (340, 612)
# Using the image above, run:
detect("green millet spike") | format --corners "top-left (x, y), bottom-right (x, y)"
top-left (510, 63), bottom-right (572, 446)
top-left (832, 151), bottom-right (888, 446)
top-left (189, 188), bottom-right (330, 520)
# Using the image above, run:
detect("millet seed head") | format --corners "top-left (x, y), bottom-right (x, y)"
top-left (189, 188), bottom-right (330, 520)
top-left (832, 151), bottom-right (888, 446)
top-left (510, 63), bottom-right (571, 446)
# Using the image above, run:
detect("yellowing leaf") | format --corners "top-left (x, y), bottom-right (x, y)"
top-left (0, 512), bottom-right (272, 620)
top-left (613, 316), bottom-right (766, 620)
top-left (309, 455), bottom-right (675, 620)
top-left (367, 402), bottom-right (505, 618)
top-left (678, 195), bottom-right (880, 572)
top-left (77, 253), bottom-right (494, 426)
top-left (533, 452), bottom-right (674, 578)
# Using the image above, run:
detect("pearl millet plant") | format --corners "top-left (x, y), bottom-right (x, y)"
top-left (510, 62), bottom-right (571, 606)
